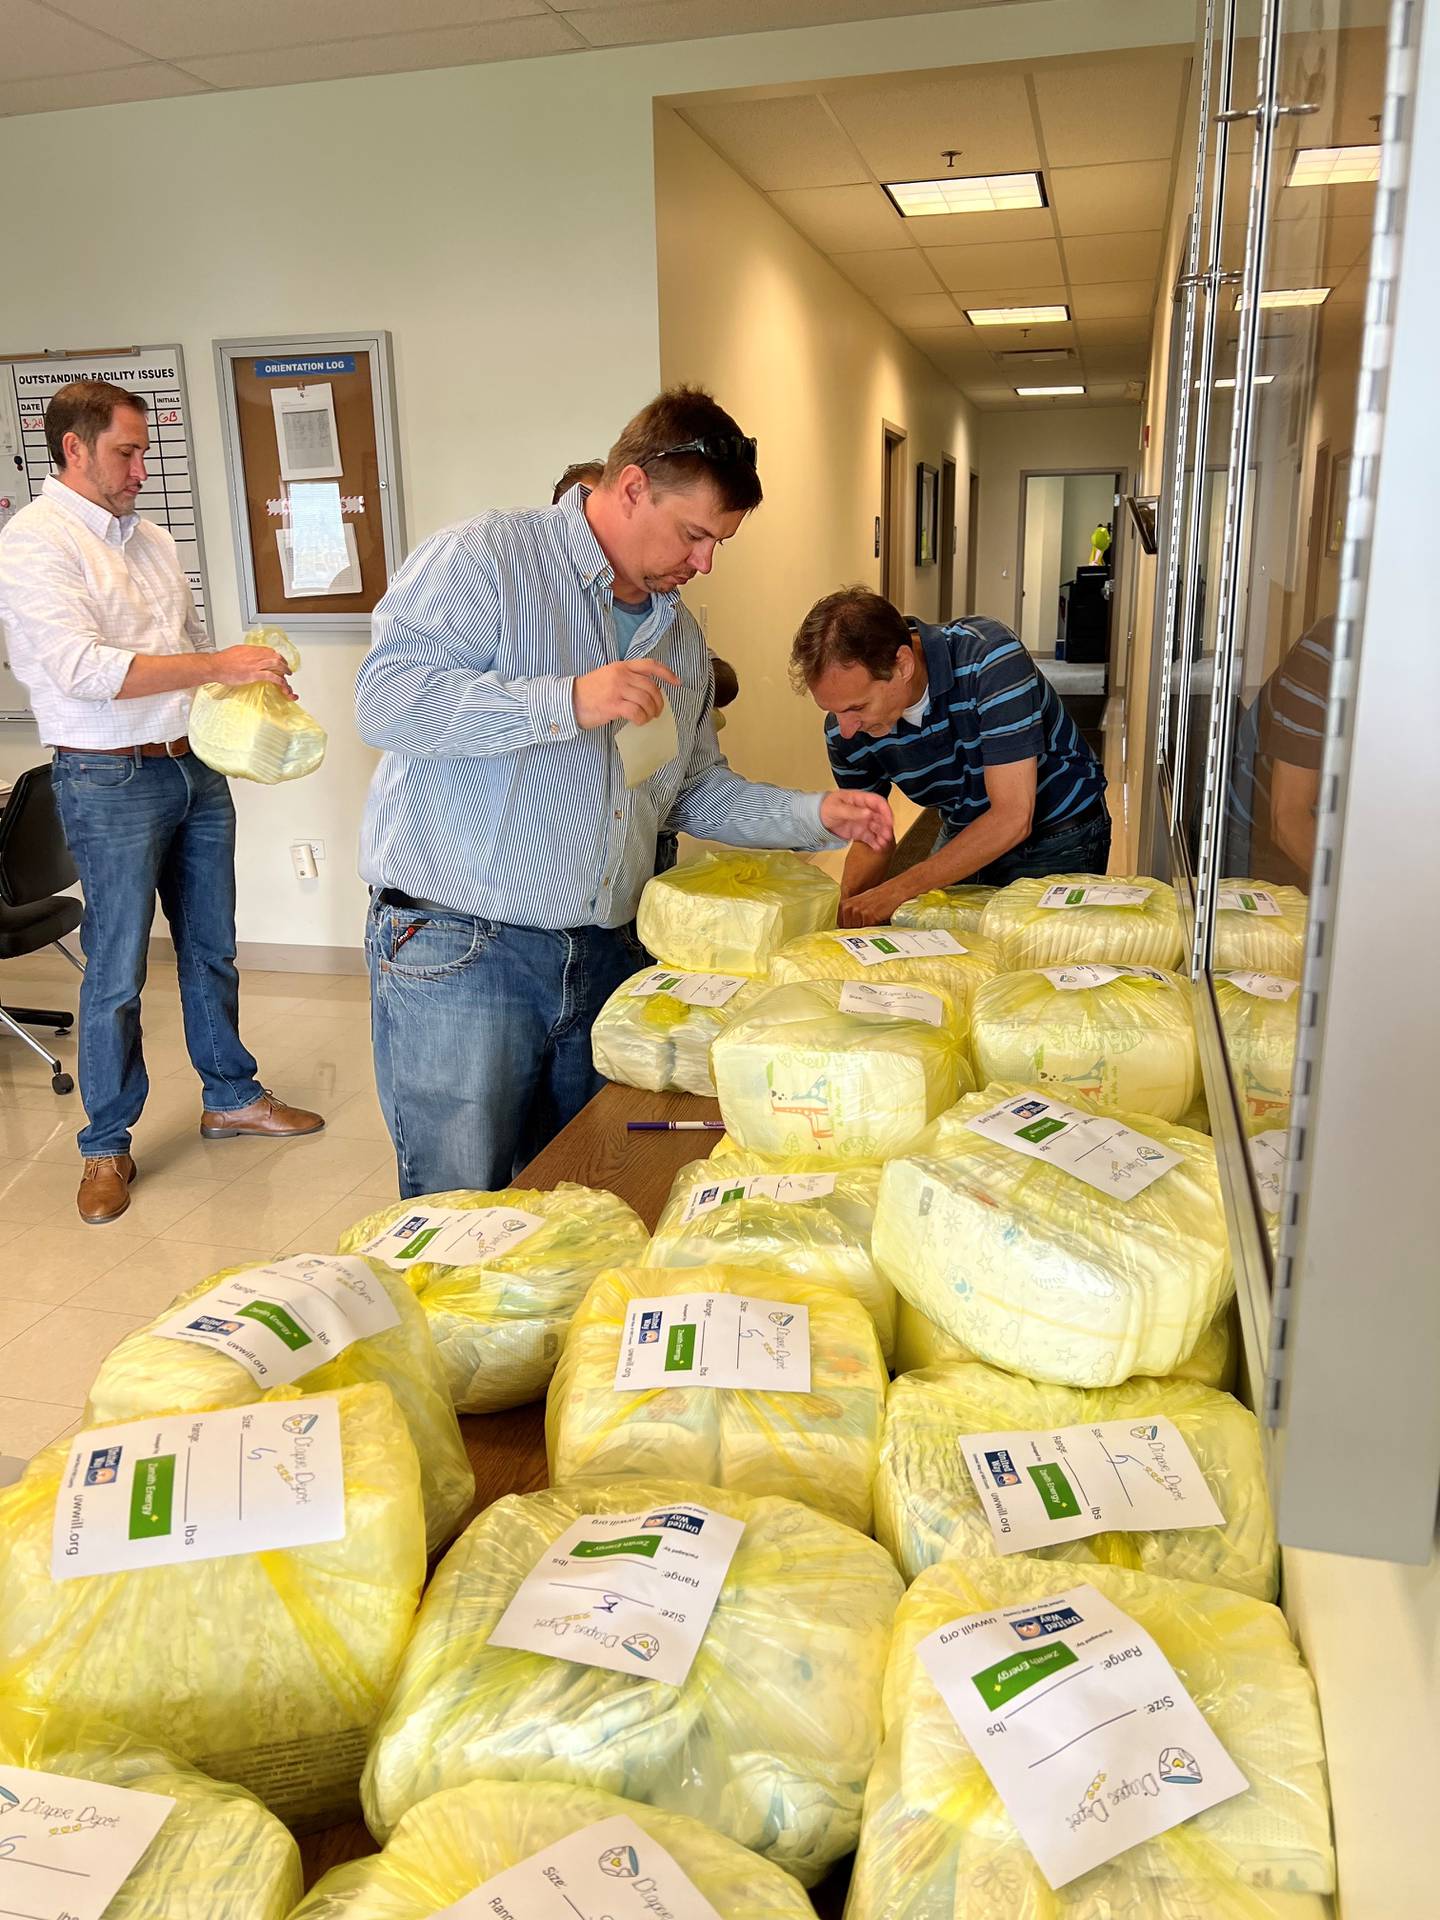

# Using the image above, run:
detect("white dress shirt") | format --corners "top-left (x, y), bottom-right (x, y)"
top-left (0, 475), bottom-right (211, 747)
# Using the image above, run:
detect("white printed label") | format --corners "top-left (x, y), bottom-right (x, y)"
top-left (965, 1092), bottom-right (1180, 1200)
top-left (629, 970), bottom-right (749, 1009)
top-left (436, 1815), bottom-right (723, 1920)
top-left (1219, 970), bottom-right (1298, 1002)
top-left (1249, 1130), bottom-right (1290, 1215)
top-left (1038, 963), bottom-right (1171, 991)
top-left (680, 1172), bottom-right (837, 1225)
top-left (838, 980), bottom-right (945, 1027)
top-left (0, 1766), bottom-right (175, 1920)
top-left (151, 1255), bottom-right (399, 1386)
top-left (834, 929), bottom-right (966, 961)
top-left (615, 1294), bottom-right (811, 1393)
top-left (959, 1417), bottom-right (1224, 1554)
top-left (52, 1401), bottom-right (346, 1580)
top-left (487, 1504), bottom-right (742, 1688)
top-left (1216, 887), bottom-right (1280, 916)
top-left (358, 1205), bottom-right (546, 1269)
top-left (918, 1582), bottom-right (1247, 1889)
top-left (1037, 883), bottom-right (1152, 910)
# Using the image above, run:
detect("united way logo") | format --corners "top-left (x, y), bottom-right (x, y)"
top-left (84, 1445), bottom-right (123, 1485)
top-left (1011, 1098), bottom-right (1049, 1120)
top-left (599, 1843), bottom-right (640, 1878)
top-left (984, 1448), bottom-right (1020, 1487)
top-left (1011, 1605), bottom-right (1083, 1640)
top-left (637, 1310), bottom-right (664, 1345)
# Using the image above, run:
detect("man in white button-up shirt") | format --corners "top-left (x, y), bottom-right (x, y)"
top-left (0, 380), bottom-right (323, 1224)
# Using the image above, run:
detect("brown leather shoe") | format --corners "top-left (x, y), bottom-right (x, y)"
top-left (78, 1154), bottom-right (136, 1225)
top-left (199, 1092), bottom-right (325, 1140)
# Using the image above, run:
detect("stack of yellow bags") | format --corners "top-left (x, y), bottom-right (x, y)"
top-left (636, 850), bottom-right (839, 976)
top-left (980, 875), bottom-right (1183, 971)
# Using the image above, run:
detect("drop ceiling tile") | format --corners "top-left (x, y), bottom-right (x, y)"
top-left (0, 0), bottom-right (142, 80)
top-left (43, 0), bottom-right (547, 60)
top-left (768, 182), bottom-right (907, 253)
top-left (1032, 52), bottom-right (1188, 166)
top-left (962, 320), bottom-right (1078, 353)
top-left (832, 248), bottom-right (945, 297)
top-left (1068, 280), bottom-right (1158, 322)
top-left (824, 66), bottom-right (1039, 183)
top-left (882, 293), bottom-right (970, 332)
top-left (1270, 178), bottom-right (1378, 223)
top-left (1048, 160), bottom-right (1172, 236)
top-left (1072, 316), bottom-right (1152, 349)
top-left (0, 60), bottom-right (211, 116)
top-left (1268, 214), bottom-right (1375, 279)
top-left (680, 93), bottom-right (868, 192)
top-left (938, 282), bottom-right (1070, 313)
top-left (176, 15), bottom-right (576, 86)
top-left (562, 0), bottom-right (987, 48)
top-left (925, 238), bottom-right (1064, 293)
top-left (1075, 345), bottom-right (1151, 379)
top-left (1063, 229), bottom-right (1162, 285)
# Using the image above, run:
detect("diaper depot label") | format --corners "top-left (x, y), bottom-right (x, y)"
top-left (1037, 883), bottom-right (1152, 910)
top-left (1249, 1130), bottom-right (1290, 1215)
top-left (151, 1255), bottom-right (399, 1385)
top-left (1216, 887), bottom-right (1280, 916)
top-left (833, 929), bottom-right (966, 961)
top-left (0, 1765), bottom-right (175, 1920)
top-left (487, 1504), bottom-right (743, 1688)
top-left (359, 1205), bottom-right (545, 1269)
top-left (918, 1582), bottom-right (1247, 1889)
top-left (966, 1092), bottom-right (1180, 1200)
top-left (52, 1400), bottom-right (345, 1580)
top-left (629, 969), bottom-right (749, 1008)
top-left (680, 1172), bottom-right (837, 1225)
top-left (436, 1814), bottom-right (724, 1919)
top-left (838, 980), bottom-right (945, 1027)
top-left (1218, 969), bottom-right (1299, 1001)
top-left (959, 1418), bottom-right (1224, 1554)
top-left (1038, 964), bottom-right (1171, 991)
top-left (615, 1294), bottom-right (811, 1393)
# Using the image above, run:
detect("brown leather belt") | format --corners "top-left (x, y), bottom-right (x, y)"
top-left (54, 737), bottom-right (190, 758)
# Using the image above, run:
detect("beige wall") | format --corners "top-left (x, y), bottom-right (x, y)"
top-left (654, 108), bottom-right (976, 797)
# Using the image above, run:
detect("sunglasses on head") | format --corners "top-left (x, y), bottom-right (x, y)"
top-left (642, 434), bottom-right (758, 468)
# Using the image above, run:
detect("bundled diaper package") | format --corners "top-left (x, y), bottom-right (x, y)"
top-left (361, 1479), bottom-right (903, 1885)
top-left (980, 875), bottom-right (1183, 972)
top-left (0, 1383), bottom-right (426, 1827)
top-left (547, 1264), bottom-right (887, 1533)
top-left (847, 1555), bottom-right (1333, 1917)
top-left (712, 979), bottom-right (972, 1164)
top-left (892, 1297), bottom-right (1238, 1393)
top-left (768, 923), bottom-right (1000, 1030)
top-left (337, 1184), bottom-right (649, 1414)
top-left (591, 963), bottom-right (768, 1096)
top-left (892, 884), bottom-right (996, 936)
top-left (189, 627), bottom-right (327, 784)
top-left (83, 1254), bottom-right (472, 1555)
top-left (971, 964), bottom-right (1199, 1124)
top-left (1213, 880), bottom-right (1308, 976)
top-left (637, 850), bottom-right (840, 976)
top-left (873, 1087), bottom-right (1232, 1387)
top-left (1215, 972), bottom-right (1299, 1135)
top-left (875, 1361), bottom-right (1276, 1598)
top-left (0, 1699), bottom-right (301, 1919)
top-left (645, 1154), bottom-right (895, 1363)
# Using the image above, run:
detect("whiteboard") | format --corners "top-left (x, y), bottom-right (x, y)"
top-left (0, 345), bottom-right (213, 721)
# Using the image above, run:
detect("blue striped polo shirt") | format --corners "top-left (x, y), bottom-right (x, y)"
top-left (825, 616), bottom-right (1106, 836)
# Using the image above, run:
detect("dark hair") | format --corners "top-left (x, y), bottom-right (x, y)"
top-left (45, 380), bottom-right (147, 470)
top-left (789, 587), bottom-right (912, 690)
top-left (552, 460), bottom-right (604, 505)
top-left (604, 385), bottom-right (762, 514)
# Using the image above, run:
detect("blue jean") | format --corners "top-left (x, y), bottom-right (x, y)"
top-left (935, 804), bottom-right (1113, 887)
top-left (366, 891), bottom-right (651, 1197)
top-left (50, 749), bottom-right (263, 1158)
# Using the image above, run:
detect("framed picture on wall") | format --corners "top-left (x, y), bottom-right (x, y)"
top-left (915, 462), bottom-right (939, 566)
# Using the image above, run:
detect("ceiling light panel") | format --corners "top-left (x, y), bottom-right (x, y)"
top-left (1015, 385), bottom-right (1086, 396)
top-left (966, 303), bottom-right (1070, 325)
top-left (1237, 287), bottom-right (1332, 310)
top-left (883, 171), bottom-right (1047, 218)
top-left (1285, 145), bottom-right (1382, 188)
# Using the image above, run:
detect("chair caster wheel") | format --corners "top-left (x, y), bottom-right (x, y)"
top-left (52, 1072), bottom-right (74, 1094)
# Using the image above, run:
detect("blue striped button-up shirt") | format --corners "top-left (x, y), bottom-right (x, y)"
top-left (356, 486), bottom-right (834, 928)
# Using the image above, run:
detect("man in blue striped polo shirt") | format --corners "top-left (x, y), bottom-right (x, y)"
top-left (356, 390), bottom-right (892, 1197)
top-left (791, 587), bottom-right (1109, 926)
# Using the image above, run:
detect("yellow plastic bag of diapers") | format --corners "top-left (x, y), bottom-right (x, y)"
top-left (980, 873), bottom-right (1183, 971)
top-left (337, 1184), bottom-right (650, 1414)
top-left (1213, 878), bottom-right (1308, 975)
top-left (768, 926), bottom-right (1000, 1048)
top-left (360, 1478), bottom-right (902, 1884)
top-left (591, 963), bottom-right (768, 1096)
top-left (292, 1779), bottom-right (816, 1917)
top-left (892, 883), bottom-right (996, 936)
top-left (1215, 971), bottom-right (1299, 1133)
top-left (546, 1265), bottom-right (887, 1533)
top-left (712, 979), bottom-right (972, 1164)
top-left (83, 1254), bottom-right (473, 1556)
top-left (893, 1296), bottom-right (1238, 1392)
top-left (0, 1383), bottom-right (426, 1828)
top-left (875, 1361), bottom-right (1276, 1598)
top-left (847, 1556), bottom-right (1333, 1918)
top-left (646, 1154), bottom-right (896, 1363)
top-left (637, 850), bottom-right (840, 976)
top-left (971, 964), bottom-right (1199, 1123)
top-left (189, 626), bottom-right (327, 783)
top-left (873, 1086), bottom-right (1232, 1387)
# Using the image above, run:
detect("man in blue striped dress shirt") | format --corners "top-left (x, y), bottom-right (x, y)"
top-left (356, 389), bottom-right (892, 1196)
top-left (790, 587), bottom-right (1110, 927)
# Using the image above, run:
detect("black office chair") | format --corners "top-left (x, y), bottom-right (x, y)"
top-left (0, 763), bottom-right (84, 1095)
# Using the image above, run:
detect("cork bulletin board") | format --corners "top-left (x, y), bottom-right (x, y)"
top-left (214, 332), bottom-right (405, 629)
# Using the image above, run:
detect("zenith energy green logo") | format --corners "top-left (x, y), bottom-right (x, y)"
top-left (1027, 1461), bottom-right (1081, 1520)
top-left (572, 1533), bottom-right (662, 1560)
top-left (128, 1454), bottom-right (176, 1540)
top-left (239, 1299), bottom-right (312, 1351)
top-left (1017, 1115), bottom-right (1068, 1145)
top-left (971, 1640), bottom-right (1078, 1707)
top-left (664, 1323), bottom-right (697, 1371)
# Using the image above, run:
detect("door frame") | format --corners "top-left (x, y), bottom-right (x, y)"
top-left (880, 420), bottom-right (908, 603)
top-left (938, 454), bottom-right (958, 621)
top-left (1015, 465), bottom-right (1130, 649)
top-left (964, 468), bottom-right (980, 614)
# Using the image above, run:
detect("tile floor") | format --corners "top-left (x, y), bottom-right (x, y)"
top-left (0, 946), bottom-right (395, 1463)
